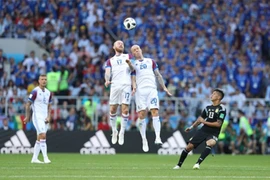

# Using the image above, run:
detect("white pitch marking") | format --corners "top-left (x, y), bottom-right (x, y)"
top-left (0, 175), bottom-right (270, 179)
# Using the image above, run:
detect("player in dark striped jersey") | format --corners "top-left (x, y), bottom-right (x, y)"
top-left (173, 89), bottom-right (226, 170)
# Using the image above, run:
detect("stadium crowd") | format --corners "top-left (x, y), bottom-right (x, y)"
top-left (0, 0), bottom-right (270, 154)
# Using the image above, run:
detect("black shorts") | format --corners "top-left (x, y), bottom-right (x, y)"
top-left (189, 130), bottom-right (218, 148)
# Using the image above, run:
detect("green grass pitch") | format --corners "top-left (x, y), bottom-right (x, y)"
top-left (0, 154), bottom-right (269, 180)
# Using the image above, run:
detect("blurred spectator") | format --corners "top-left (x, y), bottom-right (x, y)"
top-left (23, 51), bottom-right (39, 72)
top-left (129, 120), bottom-right (138, 131)
top-left (0, 117), bottom-right (10, 130)
top-left (238, 110), bottom-right (254, 154)
top-left (0, 49), bottom-right (7, 78)
top-left (0, 71), bottom-right (9, 87)
top-left (59, 101), bottom-right (69, 130)
top-left (253, 121), bottom-right (267, 154)
top-left (219, 121), bottom-right (238, 155)
top-left (79, 107), bottom-right (93, 131)
top-left (97, 115), bottom-right (110, 131)
top-left (66, 107), bottom-right (77, 131)
top-left (57, 66), bottom-right (69, 98)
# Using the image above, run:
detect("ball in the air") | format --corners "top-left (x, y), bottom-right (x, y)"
top-left (123, 17), bottom-right (136, 30)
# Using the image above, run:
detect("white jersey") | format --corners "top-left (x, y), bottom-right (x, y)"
top-left (132, 58), bottom-right (158, 89)
top-left (106, 53), bottom-right (132, 86)
top-left (28, 86), bottom-right (52, 121)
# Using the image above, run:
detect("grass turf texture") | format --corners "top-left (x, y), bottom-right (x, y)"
top-left (0, 154), bottom-right (269, 180)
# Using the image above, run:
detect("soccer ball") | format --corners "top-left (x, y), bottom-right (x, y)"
top-left (123, 17), bottom-right (136, 30)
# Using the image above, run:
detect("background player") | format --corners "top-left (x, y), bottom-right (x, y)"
top-left (105, 40), bottom-right (134, 145)
top-left (130, 45), bottom-right (172, 152)
top-left (173, 89), bottom-right (226, 170)
top-left (23, 74), bottom-right (52, 164)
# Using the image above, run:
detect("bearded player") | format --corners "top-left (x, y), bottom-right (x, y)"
top-left (105, 40), bottom-right (134, 145)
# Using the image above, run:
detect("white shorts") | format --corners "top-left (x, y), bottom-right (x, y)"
top-left (135, 87), bottom-right (159, 112)
top-left (109, 85), bottom-right (132, 105)
top-left (32, 118), bottom-right (47, 135)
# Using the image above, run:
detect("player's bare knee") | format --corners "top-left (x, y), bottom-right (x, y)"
top-left (110, 105), bottom-right (118, 114)
top-left (138, 113), bottom-right (146, 119)
top-left (150, 109), bottom-right (159, 117)
top-left (138, 110), bottom-right (146, 119)
top-left (186, 143), bottom-right (194, 151)
top-left (206, 139), bottom-right (216, 147)
top-left (139, 114), bottom-right (145, 119)
top-left (38, 133), bottom-right (46, 140)
top-left (121, 104), bottom-right (129, 115)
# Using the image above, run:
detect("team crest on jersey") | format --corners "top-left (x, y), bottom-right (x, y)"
top-left (215, 108), bottom-right (219, 113)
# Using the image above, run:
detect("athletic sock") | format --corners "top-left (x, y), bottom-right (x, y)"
top-left (32, 141), bottom-right (40, 160)
top-left (119, 113), bottom-right (129, 134)
top-left (152, 116), bottom-right (161, 138)
top-left (40, 139), bottom-right (48, 159)
top-left (177, 149), bottom-right (189, 167)
top-left (110, 113), bottom-right (117, 132)
top-left (196, 146), bottom-right (212, 165)
top-left (138, 118), bottom-right (146, 139)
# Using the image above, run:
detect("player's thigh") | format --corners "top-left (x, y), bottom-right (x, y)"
top-left (135, 90), bottom-right (147, 112)
top-left (33, 120), bottom-right (47, 135)
top-left (109, 86), bottom-right (121, 105)
top-left (121, 85), bottom-right (132, 105)
top-left (189, 131), bottom-right (207, 148)
top-left (147, 88), bottom-right (159, 110)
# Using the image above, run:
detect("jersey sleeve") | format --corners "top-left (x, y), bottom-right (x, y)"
top-left (152, 59), bottom-right (158, 71)
top-left (28, 90), bottom-right (37, 102)
top-left (105, 59), bottom-right (111, 68)
top-left (49, 92), bottom-right (53, 104)
top-left (131, 70), bottom-right (136, 76)
top-left (200, 108), bottom-right (207, 119)
top-left (218, 107), bottom-right (226, 121)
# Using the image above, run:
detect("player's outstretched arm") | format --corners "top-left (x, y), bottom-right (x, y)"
top-left (104, 68), bottom-right (112, 87)
top-left (185, 116), bottom-right (204, 132)
top-left (126, 59), bottom-right (135, 72)
top-left (23, 102), bottom-right (31, 124)
top-left (154, 69), bottom-right (172, 96)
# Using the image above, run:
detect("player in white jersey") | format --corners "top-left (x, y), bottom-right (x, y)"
top-left (130, 45), bottom-right (172, 152)
top-left (105, 40), bottom-right (134, 145)
top-left (23, 74), bottom-right (52, 164)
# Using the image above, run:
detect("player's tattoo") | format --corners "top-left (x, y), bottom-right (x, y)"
top-left (131, 76), bottom-right (136, 88)
top-left (126, 61), bottom-right (135, 72)
top-left (217, 120), bottom-right (222, 126)
top-left (47, 104), bottom-right (52, 120)
top-left (25, 102), bottom-right (31, 119)
top-left (154, 70), bottom-right (166, 89)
